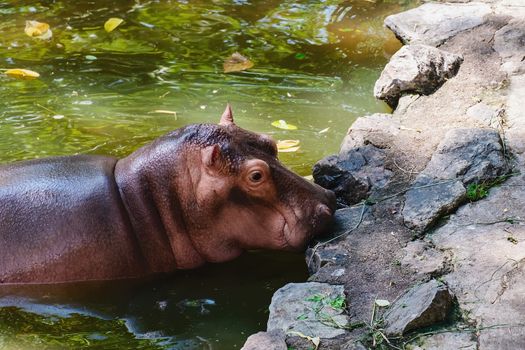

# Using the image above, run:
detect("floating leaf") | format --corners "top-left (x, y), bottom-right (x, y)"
top-left (375, 299), bottom-right (390, 307)
top-left (277, 139), bottom-right (300, 153)
top-left (150, 110), bottom-right (178, 118)
top-left (318, 127), bottom-right (330, 134)
top-left (295, 52), bottom-right (306, 60)
top-left (223, 52), bottom-right (254, 73)
top-left (279, 146), bottom-right (300, 153)
top-left (271, 120), bottom-right (298, 130)
top-left (104, 18), bottom-right (124, 33)
top-left (5, 68), bottom-right (40, 79)
top-left (25, 20), bottom-right (52, 39)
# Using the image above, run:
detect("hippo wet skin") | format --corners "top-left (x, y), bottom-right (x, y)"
top-left (0, 105), bottom-right (336, 284)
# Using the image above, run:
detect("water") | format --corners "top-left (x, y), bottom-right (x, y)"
top-left (0, 0), bottom-right (419, 348)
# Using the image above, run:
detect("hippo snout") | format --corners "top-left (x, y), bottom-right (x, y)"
top-left (324, 189), bottom-right (337, 212)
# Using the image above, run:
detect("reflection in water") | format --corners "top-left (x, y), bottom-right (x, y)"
top-left (0, 252), bottom-right (309, 349)
top-left (0, 0), bottom-right (419, 348)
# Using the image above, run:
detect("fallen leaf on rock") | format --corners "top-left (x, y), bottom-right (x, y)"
top-left (375, 299), bottom-right (390, 307)
top-left (5, 68), bottom-right (40, 79)
top-left (288, 331), bottom-right (320, 350)
top-left (25, 20), bottom-right (52, 40)
top-left (271, 119), bottom-right (297, 130)
top-left (104, 18), bottom-right (124, 33)
top-left (223, 52), bottom-right (254, 73)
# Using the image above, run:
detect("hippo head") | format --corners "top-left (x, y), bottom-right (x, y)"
top-left (116, 105), bottom-right (336, 270)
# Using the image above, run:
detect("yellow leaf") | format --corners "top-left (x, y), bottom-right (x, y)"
top-left (303, 175), bottom-right (314, 181)
top-left (277, 139), bottom-right (300, 149)
top-left (277, 140), bottom-right (300, 153)
top-left (223, 52), bottom-right (254, 73)
top-left (150, 110), bottom-right (178, 119)
top-left (271, 120), bottom-right (298, 130)
top-left (278, 146), bottom-right (300, 153)
top-left (24, 20), bottom-right (52, 39)
top-left (104, 18), bottom-right (124, 33)
top-left (5, 69), bottom-right (40, 79)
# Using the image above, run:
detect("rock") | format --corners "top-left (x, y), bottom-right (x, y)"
top-left (383, 279), bottom-right (455, 336)
top-left (429, 173), bottom-right (525, 349)
top-left (340, 113), bottom-right (400, 153)
top-left (313, 145), bottom-right (392, 206)
top-left (402, 128), bottom-right (508, 231)
top-left (409, 332), bottom-right (476, 350)
top-left (342, 341), bottom-right (367, 350)
top-left (507, 75), bottom-right (525, 155)
top-left (374, 44), bottom-right (463, 107)
top-left (494, 19), bottom-right (525, 73)
top-left (401, 241), bottom-right (450, 277)
top-left (494, 19), bottom-right (525, 75)
top-left (421, 128), bottom-right (508, 185)
top-left (402, 178), bottom-right (466, 232)
top-left (267, 282), bottom-right (349, 339)
top-left (495, 0), bottom-right (525, 20)
top-left (242, 331), bottom-right (287, 350)
top-left (393, 94), bottom-right (420, 116)
top-left (466, 102), bottom-right (500, 127)
top-left (384, 3), bottom-right (492, 46)
top-left (306, 243), bottom-right (349, 276)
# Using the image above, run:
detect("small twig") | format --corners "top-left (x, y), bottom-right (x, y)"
top-left (35, 103), bottom-right (58, 115)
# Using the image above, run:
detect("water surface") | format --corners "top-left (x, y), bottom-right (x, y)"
top-left (0, 0), bottom-right (418, 348)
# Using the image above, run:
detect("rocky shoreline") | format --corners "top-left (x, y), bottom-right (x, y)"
top-left (243, 1), bottom-right (525, 349)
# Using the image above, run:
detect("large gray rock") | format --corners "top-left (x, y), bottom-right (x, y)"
top-left (402, 128), bottom-right (508, 231)
top-left (242, 331), bottom-right (287, 350)
top-left (313, 145), bottom-right (392, 206)
top-left (384, 3), bottom-right (492, 46)
top-left (383, 279), bottom-right (455, 336)
top-left (428, 173), bottom-right (525, 349)
top-left (340, 113), bottom-right (400, 153)
top-left (494, 19), bottom-right (525, 75)
top-left (420, 128), bottom-right (508, 185)
top-left (306, 207), bottom-right (363, 274)
top-left (403, 178), bottom-right (466, 232)
top-left (267, 282), bottom-right (349, 339)
top-left (374, 45), bottom-right (463, 107)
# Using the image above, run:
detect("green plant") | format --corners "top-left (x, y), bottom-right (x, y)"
top-left (466, 183), bottom-right (488, 201)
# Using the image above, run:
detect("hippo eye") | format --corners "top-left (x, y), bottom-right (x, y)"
top-left (249, 170), bottom-right (263, 183)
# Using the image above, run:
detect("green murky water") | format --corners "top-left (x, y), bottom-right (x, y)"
top-left (0, 0), bottom-right (419, 348)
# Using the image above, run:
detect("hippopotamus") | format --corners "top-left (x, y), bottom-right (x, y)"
top-left (0, 105), bottom-right (335, 284)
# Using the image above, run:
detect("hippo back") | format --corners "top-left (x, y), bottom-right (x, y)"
top-left (0, 155), bottom-right (145, 283)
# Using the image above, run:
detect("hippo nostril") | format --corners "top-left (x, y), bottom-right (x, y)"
top-left (316, 204), bottom-right (333, 219)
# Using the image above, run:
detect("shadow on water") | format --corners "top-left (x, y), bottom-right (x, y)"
top-left (0, 251), bottom-right (308, 349)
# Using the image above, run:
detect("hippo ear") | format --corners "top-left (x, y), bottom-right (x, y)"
top-left (219, 103), bottom-right (234, 126)
top-left (202, 144), bottom-right (227, 174)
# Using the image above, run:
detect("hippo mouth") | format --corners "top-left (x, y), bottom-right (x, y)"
top-left (280, 204), bottom-right (334, 250)
top-left (281, 217), bottom-right (311, 251)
